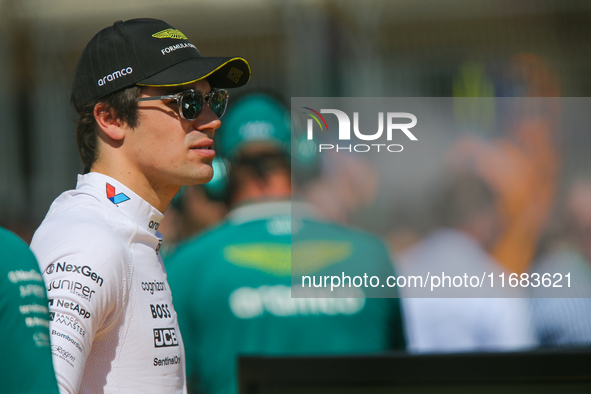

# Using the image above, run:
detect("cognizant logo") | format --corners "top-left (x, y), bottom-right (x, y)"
top-left (302, 107), bottom-right (417, 153)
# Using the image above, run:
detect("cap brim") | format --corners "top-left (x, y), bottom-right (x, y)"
top-left (137, 56), bottom-right (250, 88)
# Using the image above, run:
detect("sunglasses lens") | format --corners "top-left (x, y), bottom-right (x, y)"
top-left (209, 90), bottom-right (228, 119)
top-left (180, 90), bottom-right (203, 121)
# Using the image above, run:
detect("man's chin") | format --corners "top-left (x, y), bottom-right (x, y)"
top-left (185, 169), bottom-right (214, 186)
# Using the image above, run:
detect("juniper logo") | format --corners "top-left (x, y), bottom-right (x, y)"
top-left (152, 28), bottom-right (188, 40)
top-left (303, 107), bottom-right (417, 153)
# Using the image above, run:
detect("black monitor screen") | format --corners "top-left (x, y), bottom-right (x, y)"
top-left (239, 349), bottom-right (591, 394)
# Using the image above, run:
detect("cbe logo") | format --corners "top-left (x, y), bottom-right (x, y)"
top-left (303, 107), bottom-right (417, 153)
top-left (153, 328), bottom-right (178, 348)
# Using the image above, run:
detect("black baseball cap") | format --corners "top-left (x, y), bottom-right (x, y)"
top-left (71, 18), bottom-right (251, 111)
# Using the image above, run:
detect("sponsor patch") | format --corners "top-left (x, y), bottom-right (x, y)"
top-left (141, 280), bottom-right (166, 295)
top-left (51, 329), bottom-right (83, 353)
top-left (227, 67), bottom-right (243, 84)
top-left (51, 345), bottom-right (76, 367)
top-left (154, 355), bottom-right (181, 366)
top-left (152, 28), bottom-right (188, 39)
top-left (8, 269), bottom-right (43, 283)
top-left (51, 312), bottom-right (86, 337)
top-left (49, 298), bottom-right (91, 319)
top-left (150, 304), bottom-right (172, 319)
top-left (153, 328), bottom-right (178, 348)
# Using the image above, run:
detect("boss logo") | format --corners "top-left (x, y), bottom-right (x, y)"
top-left (150, 304), bottom-right (171, 319)
top-left (153, 328), bottom-right (178, 348)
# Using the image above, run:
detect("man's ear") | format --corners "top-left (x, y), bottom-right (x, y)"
top-left (94, 103), bottom-right (125, 141)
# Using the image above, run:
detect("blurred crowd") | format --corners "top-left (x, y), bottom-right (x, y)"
top-left (2, 2), bottom-right (591, 393)
top-left (3, 57), bottom-right (591, 394)
top-left (153, 54), bottom-right (591, 393)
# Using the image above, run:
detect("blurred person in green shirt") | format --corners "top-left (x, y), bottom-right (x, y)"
top-left (166, 93), bottom-right (406, 394)
top-left (0, 227), bottom-right (59, 393)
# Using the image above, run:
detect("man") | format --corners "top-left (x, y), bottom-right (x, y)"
top-left (166, 94), bottom-right (406, 394)
top-left (397, 174), bottom-right (537, 352)
top-left (0, 227), bottom-right (59, 393)
top-left (30, 18), bottom-right (250, 393)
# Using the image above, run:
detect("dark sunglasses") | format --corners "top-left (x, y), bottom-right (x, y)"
top-left (137, 88), bottom-right (229, 120)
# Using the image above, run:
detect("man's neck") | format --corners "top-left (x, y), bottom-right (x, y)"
top-left (231, 172), bottom-right (291, 207)
top-left (90, 163), bottom-right (179, 213)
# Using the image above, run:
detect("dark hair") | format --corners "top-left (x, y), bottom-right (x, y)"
top-left (437, 173), bottom-right (496, 228)
top-left (227, 149), bottom-right (290, 203)
top-left (74, 85), bottom-right (145, 173)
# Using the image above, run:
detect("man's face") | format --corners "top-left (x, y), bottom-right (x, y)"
top-left (130, 79), bottom-right (220, 188)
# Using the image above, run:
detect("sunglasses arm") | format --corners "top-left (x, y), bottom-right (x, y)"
top-left (137, 94), bottom-right (179, 102)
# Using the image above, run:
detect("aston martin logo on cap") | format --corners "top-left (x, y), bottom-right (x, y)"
top-left (152, 29), bottom-right (188, 40)
top-left (227, 67), bottom-right (244, 84)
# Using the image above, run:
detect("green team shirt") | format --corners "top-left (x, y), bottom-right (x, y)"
top-left (167, 201), bottom-right (406, 394)
top-left (0, 227), bottom-right (59, 393)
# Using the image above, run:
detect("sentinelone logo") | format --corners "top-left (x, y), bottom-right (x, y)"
top-left (302, 107), bottom-right (417, 153)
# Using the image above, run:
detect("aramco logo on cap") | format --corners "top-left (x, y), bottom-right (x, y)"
top-left (106, 183), bottom-right (130, 205)
top-left (152, 29), bottom-right (188, 40)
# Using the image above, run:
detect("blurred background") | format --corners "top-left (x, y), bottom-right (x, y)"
top-left (2, 2), bottom-right (591, 386)
top-left (2, 0), bottom-right (591, 241)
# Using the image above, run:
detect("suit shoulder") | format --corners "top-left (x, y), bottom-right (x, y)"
top-left (32, 205), bottom-right (130, 274)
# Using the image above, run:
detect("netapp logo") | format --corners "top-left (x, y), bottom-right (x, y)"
top-left (97, 67), bottom-right (133, 87)
top-left (154, 355), bottom-right (181, 366)
top-left (150, 304), bottom-right (171, 319)
top-left (153, 328), bottom-right (178, 348)
top-left (46, 262), bottom-right (104, 287)
top-left (47, 279), bottom-right (95, 301)
top-left (141, 280), bottom-right (166, 295)
top-left (49, 298), bottom-right (91, 319)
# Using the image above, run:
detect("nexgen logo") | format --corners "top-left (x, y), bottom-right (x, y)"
top-left (303, 108), bottom-right (417, 153)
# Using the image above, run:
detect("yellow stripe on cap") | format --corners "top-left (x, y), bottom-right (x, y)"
top-left (136, 57), bottom-right (251, 87)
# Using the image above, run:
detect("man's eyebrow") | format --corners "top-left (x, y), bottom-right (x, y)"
top-left (160, 87), bottom-right (185, 95)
